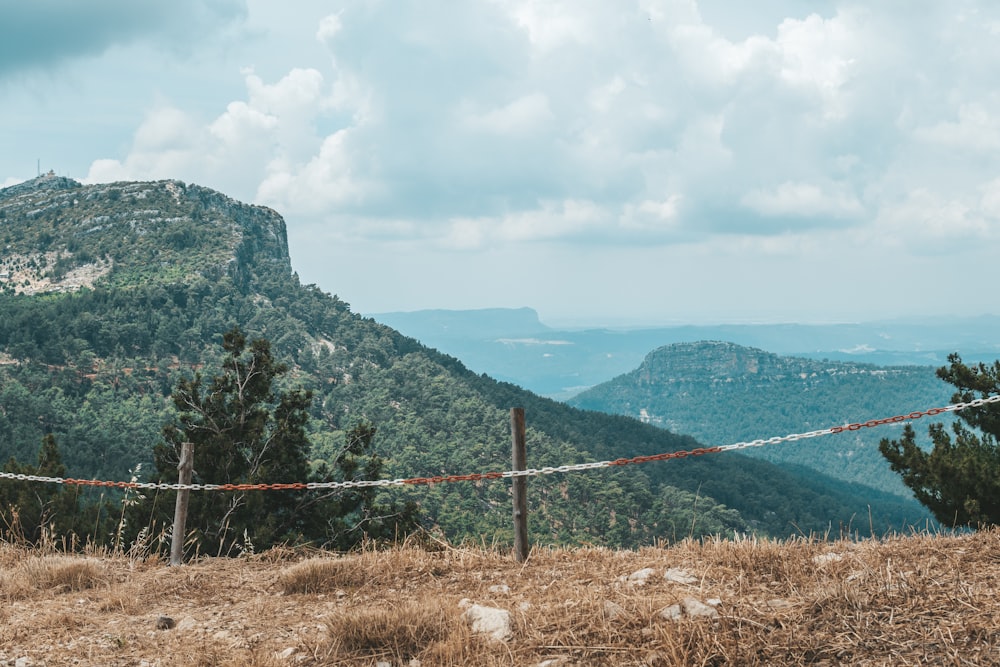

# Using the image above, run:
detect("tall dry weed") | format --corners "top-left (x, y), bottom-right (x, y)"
top-left (322, 598), bottom-right (461, 663)
top-left (1, 554), bottom-right (109, 599)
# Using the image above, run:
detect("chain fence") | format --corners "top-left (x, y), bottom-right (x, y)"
top-left (2, 395), bottom-right (998, 493)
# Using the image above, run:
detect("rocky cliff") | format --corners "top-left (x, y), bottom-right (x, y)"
top-left (0, 174), bottom-right (291, 294)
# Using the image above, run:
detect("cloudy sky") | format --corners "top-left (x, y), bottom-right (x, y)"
top-left (3, 1), bottom-right (999, 326)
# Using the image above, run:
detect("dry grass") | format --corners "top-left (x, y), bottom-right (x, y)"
top-left (1, 529), bottom-right (1000, 665)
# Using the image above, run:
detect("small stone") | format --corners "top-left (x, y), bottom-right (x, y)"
top-left (276, 647), bottom-right (297, 659)
top-left (682, 597), bottom-right (719, 619)
top-left (155, 615), bottom-right (175, 630)
top-left (488, 583), bottom-right (511, 595)
top-left (624, 567), bottom-right (656, 585)
top-left (602, 600), bottom-right (625, 621)
top-left (175, 616), bottom-right (198, 632)
top-left (813, 552), bottom-right (843, 566)
top-left (659, 604), bottom-right (683, 620)
top-left (464, 603), bottom-right (513, 642)
top-left (664, 568), bottom-right (698, 585)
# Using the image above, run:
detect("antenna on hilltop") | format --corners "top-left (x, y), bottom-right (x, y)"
top-left (37, 159), bottom-right (40, 177)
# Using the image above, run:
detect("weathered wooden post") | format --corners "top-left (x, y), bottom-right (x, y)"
top-left (510, 407), bottom-right (529, 562)
top-left (170, 442), bottom-right (194, 566)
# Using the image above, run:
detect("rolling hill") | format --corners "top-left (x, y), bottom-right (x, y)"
top-left (568, 341), bottom-right (958, 498)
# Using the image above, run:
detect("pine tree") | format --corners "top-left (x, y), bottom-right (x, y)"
top-left (0, 434), bottom-right (82, 543)
top-left (137, 327), bottom-right (420, 557)
top-left (880, 354), bottom-right (1000, 526)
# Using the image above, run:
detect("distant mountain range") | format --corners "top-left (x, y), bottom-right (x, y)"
top-left (370, 308), bottom-right (1000, 399)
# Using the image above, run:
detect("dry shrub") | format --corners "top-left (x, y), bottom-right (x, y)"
top-left (278, 556), bottom-right (368, 594)
top-left (97, 580), bottom-right (146, 614)
top-left (324, 598), bottom-right (457, 662)
top-left (1, 555), bottom-right (109, 598)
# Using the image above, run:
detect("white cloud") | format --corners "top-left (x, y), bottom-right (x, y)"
top-left (458, 93), bottom-right (554, 134)
top-left (27, 0), bottom-right (996, 322)
top-left (915, 103), bottom-right (1000, 152)
top-left (316, 14), bottom-right (343, 43)
top-left (741, 182), bottom-right (864, 219)
top-left (873, 188), bottom-right (997, 252)
top-left (774, 12), bottom-right (858, 118)
top-left (504, 0), bottom-right (597, 52)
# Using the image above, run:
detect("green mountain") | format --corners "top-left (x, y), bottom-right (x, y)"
top-left (568, 341), bottom-right (957, 498)
top-left (0, 176), bottom-right (930, 546)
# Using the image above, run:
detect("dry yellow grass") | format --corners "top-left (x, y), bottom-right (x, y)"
top-left (1, 529), bottom-right (1000, 665)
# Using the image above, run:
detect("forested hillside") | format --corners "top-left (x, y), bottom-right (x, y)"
top-left (569, 341), bottom-right (956, 497)
top-left (0, 176), bottom-right (929, 548)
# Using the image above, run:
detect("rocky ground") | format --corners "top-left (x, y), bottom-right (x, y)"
top-left (2, 529), bottom-right (999, 666)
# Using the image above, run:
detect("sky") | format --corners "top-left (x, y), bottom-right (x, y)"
top-left (2, 1), bottom-right (1000, 327)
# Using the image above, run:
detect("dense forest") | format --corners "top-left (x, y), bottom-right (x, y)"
top-left (568, 341), bottom-right (956, 497)
top-left (0, 176), bottom-right (930, 551)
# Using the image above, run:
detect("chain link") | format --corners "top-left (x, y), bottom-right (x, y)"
top-left (3, 394), bottom-right (998, 492)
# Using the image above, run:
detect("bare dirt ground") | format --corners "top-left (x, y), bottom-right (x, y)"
top-left (2, 529), bottom-right (1000, 666)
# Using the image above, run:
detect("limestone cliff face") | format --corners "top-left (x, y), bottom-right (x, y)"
top-left (0, 175), bottom-right (292, 294)
top-left (635, 340), bottom-right (906, 389)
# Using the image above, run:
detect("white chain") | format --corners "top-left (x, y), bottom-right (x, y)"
top-left (3, 395), bottom-right (998, 491)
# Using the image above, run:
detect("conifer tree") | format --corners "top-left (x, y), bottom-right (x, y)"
top-left (0, 434), bottom-right (81, 543)
top-left (138, 327), bottom-right (419, 557)
top-left (880, 354), bottom-right (1000, 526)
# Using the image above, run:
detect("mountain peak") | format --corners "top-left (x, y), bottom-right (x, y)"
top-left (0, 179), bottom-right (291, 295)
top-left (0, 172), bottom-right (82, 201)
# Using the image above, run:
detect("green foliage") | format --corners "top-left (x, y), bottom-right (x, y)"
top-left (312, 422), bottom-right (421, 550)
top-left (0, 434), bottom-right (110, 545)
top-left (569, 341), bottom-right (953, 498)
top-left (880, 355), bottom-right (1000, 527)
top-left (133, 328), bottom-right (419, 557)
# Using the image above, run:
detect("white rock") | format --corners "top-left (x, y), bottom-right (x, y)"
top-left (276, 647), bottom-right (297, 659)
top-left (664, 568), bottom-right (698, 585)
top-left (682, 597), bottom-right (719, 619)
top-left (624, 567), bottom-right (656, 585)
top-left (658, 604), bottom-right (683, 620)
top-left (602, 600), bottom-right (625, 621)
top-left (463, 603), bottom-right (513, 642)
top-left (175, 616), bottom-right (198, 632)
top-left (659, 598), bottom-right (719, 621)
top-left (813, 552), bottom-right (843, 566)
top-left (488, 583), bottom-right (511, 595)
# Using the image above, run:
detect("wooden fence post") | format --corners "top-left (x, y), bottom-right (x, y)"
top-left (510, 407), bottom-right (529, 562)
top-left (170, 442), bottom-right (194, 566)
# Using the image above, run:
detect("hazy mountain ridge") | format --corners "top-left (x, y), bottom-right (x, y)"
top-left (371, 308), bottom-right (1000, 398)
top-left (568, 341), bottom-right (957, 497)
top-left (0, 177), bottom-right (930, 544)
